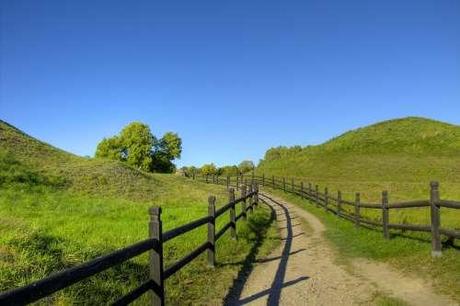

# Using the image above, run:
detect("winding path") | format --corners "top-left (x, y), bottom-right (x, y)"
top-left (226, 192), bottom-right (458, 306)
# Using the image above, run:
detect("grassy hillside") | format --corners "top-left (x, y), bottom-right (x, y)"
top-left (257, 117), bottom-right (460, 222)
top-left (0, 120), bottom-right (279, 304)
top-left (256, 117), bottom-right (460, 300)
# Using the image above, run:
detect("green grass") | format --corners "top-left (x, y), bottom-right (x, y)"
top-left (0, 120), bottom-right (281, 304)
top-left (256, 117), bottom-right (460, 228)
top-left (265, 187), bottom-right (460, 302)
top-left (373, 293), bottom-right (408, 306)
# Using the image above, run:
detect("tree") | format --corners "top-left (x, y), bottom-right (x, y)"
top-left (238, 160), bottom-right (255, 174)
top-left (150, 132), bottom-right (182, 173)
top-left (200, 163), bottom-right (217, 175)
top-left (95, 122), bottom-right (182, 173)
top-left (95, 136), bottom-right (122, 160)
top-left (218, 165), bottom-right (239, 176)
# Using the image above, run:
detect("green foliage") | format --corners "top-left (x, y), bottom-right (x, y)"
top-left (200, 163), bottom-right (217, 175)
top-left (95, 122), bottom-right (182, 173)
top-left (94, 137), bottom-right (122, 160)
top-left (180, 166), bottom-right (198, 177)
top-left (150, 132), bottom-right (182, 173)
top-left (95, 122), bottom-right (155, 171)
top-left (238, 160), bottom-right (255, 174)
top-left (218, 165), bottom-right (240, 176)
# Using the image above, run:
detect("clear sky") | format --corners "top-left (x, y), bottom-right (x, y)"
top-left (1, 0), bottom-right (459, 167)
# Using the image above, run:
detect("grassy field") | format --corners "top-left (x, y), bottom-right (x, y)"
top-left (264, 186), bottom-right (460, 302)
top-left (0, 120), bottom-right (280, 304)
top-left (256, 117), bottom-right (460, 227)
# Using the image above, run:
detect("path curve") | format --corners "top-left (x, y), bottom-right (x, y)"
top-left (227, 192), bottom-right (457, 306)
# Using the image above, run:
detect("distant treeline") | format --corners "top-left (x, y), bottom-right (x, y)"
top-left (181, 160), bottom-right (254, 177)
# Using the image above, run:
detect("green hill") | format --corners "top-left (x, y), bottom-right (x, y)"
top-left (257, 117), bottom-right (460, 301)
top-left (257, 117), bottom-right (460, 202)
top-left (0, 120), bottom-right (277, 304)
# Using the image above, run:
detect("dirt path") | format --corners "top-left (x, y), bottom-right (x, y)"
top-left (227, 192), bottom-right (457, 306)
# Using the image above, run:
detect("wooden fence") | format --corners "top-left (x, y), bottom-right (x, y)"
top-left (194, 173), bottom-right (460, 257)
top-left (0, 185), bottom-right (260, 305)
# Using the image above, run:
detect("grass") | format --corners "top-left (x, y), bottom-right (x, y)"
top-left (256, 117), bottom-right (460, 230)
top-left (0, 120), bottom-right (281, 304)
top-left (265, 187), bottom-right (460, 302)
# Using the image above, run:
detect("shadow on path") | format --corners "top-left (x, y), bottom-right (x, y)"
top-left (224, 193), bottom-right (310, 305)
top-left (222, 199), bottom-right (277, 305)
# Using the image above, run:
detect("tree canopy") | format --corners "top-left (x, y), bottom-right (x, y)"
top-left (200, 163), bottom-right (217, 175)
top-left (95, 122), bottom-right (182, 173)
top-left (238, 160), bottom-right (255, 174)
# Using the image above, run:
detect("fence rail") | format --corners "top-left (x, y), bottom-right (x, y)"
top-left (193, 173), bottom-right (460, 257)
top-left (0, 184), bottom-right (261, 306)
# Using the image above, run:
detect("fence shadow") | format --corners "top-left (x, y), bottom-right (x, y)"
top-left (224, 194), bottom-right (310, 305)
top-left (222, 202), bottom-right (277, 305)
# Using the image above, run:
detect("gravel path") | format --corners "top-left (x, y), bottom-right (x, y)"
top-left (226, 192), bottom-right (457, 306)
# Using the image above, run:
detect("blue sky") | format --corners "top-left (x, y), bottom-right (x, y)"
top-left (1, 0), bottom-right (459, 167)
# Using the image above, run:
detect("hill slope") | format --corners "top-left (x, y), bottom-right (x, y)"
top-left (0, 120), bottom-right (278, 304)
top-left (0, 119), bottom-right (167, 201)
top-left (257, 117), bottom-right (460, 201)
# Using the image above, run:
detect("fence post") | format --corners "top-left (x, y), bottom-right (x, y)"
top-left (216, 175), bottom-right (219, 185)
top-left (272, 176), bottom-right (275, 188)
top-left (337, 190), bottom-right (342, 216)
top-left (283, 178), bottom-right (286, 192)
top-left (324, 187), bottom-right (328, 212)
top-left (355, 193), bottom-right (360, 228)
top-left (315, 185), bottom-right (319, 207)
top-left (291, 178), bottom-right (294, 192)
top-left (308, 183), bottom-right (312, 196)
top-left (149, 207), bottom-right (164, 306)
top-left (192, 171), bottom-right (195, 180)
top-left (226, 176), bottom-right (230, 189)
top-left (300, 182), bottom-right (304, 195)
top-left (430, 181), bottom-right (442, 257)
top-left (236, 175), bottom-right (239, 191)
top-left (241, 185), bottom-right (247, 221)
top-left (262, 174), bottom-right (265, 187)
top-left (229, 188), bottom-right (237, 239)
top-left (206, 174), bottom-right (209, 183)
top-left (208, 196), bottom-right (216, 267)
top-left (382, 191), bottom-right (389, 239)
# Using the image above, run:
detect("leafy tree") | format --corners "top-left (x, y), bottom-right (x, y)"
top-left (150, 132), bottom-right (182, 173)
top-left (218, 165), bottom-right (239, 176)
top-left (200, 163), bottom-right (217, 175)
top-left (95, 137), bottom-right (122, 160)
top-left (238, 160), bottom-right (255, 174)
top-left (95, 122), bottom-right (182, 173)
top-left (180, 166), bottom-right (197, 177)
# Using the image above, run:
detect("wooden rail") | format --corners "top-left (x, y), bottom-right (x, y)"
top-left (0, 184), bottom-right (260, 305)
top-left (193, 173), bottom-right (460, 257)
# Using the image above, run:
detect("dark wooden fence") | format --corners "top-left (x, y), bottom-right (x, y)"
top-left (194, 173), bottom-right (460, 257)
top-left (0, 185), bottom-right (260, 305)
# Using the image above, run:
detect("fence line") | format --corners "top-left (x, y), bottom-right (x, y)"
top-left (0, 184), bottom-right (261, 305)
top-left (194, 173), bottom-right (460, 257)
